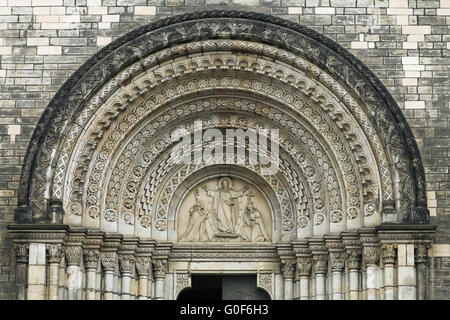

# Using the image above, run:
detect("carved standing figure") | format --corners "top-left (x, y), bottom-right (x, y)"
top-left (202, 177), bottom-right (248, 237)
top-left (180, 188), bottom-right (215, 241)
top-left (238, 199), bottom-right (270, 242)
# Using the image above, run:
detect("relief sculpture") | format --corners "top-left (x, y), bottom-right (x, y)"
top-left (178, 177), bottom-right (271, 242)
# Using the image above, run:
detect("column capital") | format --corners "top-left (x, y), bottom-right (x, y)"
top-left (330, 251), bottom-right (345, 271)
top-left (101, 252), bottom-right (116, 272)
top-left (152, 258), bottom-right (168, 278)
top-left (281, 259), bottom-right (296, 279)
top-left (381, 244), bottom-right (397, 265)
top-left (65, 245), bottom-right (82, 266)
top-left (119, 253), bottom-right (135, 275)
top-left (13, 242), bottom-right (29, 264)
top-left (346, 247), bottom-right (361, 270)
top-left (46, 243), bottom-right (64, 264)
top-left (362, 246), bottom-right (380, 266)
top-left (312, 254), bottom-right (328, 274)
top-left (296, 255), bottom-right (312, 277)
top-left (84, 248), bottom-right (100, 269)
top-left (415, 243), bottom-right (430, 264)
top-left (136, 256), bottom-right (152, 277)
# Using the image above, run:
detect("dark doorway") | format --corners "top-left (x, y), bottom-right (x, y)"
top-left (177, 274), bottom-right (270, 300)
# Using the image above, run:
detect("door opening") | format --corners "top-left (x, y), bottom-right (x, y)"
top-left (177, 274), bottom-right (270, 300)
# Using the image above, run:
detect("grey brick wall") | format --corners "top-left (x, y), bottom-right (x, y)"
top-left (0, 0), bottom-right (449, 299)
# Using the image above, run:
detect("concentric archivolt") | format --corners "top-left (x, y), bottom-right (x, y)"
top-left (19, 11), bottom-right (428, 230)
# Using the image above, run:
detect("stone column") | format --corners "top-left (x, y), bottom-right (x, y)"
top-left (152, 258), bottom-right (168, 300)
top-left (415, 244), bottom-right (429, 300)
top-left (346, 248), bottom-right (361, 300)
top-left (310, 240), bottom-right (328, 301)
top-left (65, 245), bottom-right (82, 300)
top-left (101, 253), bottom-right (116, 300)
top-left (46, 244), bottom-right (64, 300)
top-left (13, 243), bottom-right (28, 300)
top-left (83, 249), bottom-right (100, 300)
top-left (136, 256), bottom-right (151, 300)
top-left (281, 259), bottom-right (295, 300)
top-left (362, 246), bottom-right (380, 300)
top-left (329, 251), bottom-right (345, 300)
top-left (119, 254), bottom-right (135, 300)
top-left (326, 236), bottom-right (345, 300)
top-left (296, 255), bottom-right (312, 300)
top-left (381, 244), bottom-right (396, 300)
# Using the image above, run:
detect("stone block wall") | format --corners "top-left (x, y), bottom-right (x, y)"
top-left (0, 0), bottom-right (449, 299)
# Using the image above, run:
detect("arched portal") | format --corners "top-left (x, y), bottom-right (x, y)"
top-left (8, 11), bottom-right (435, 300)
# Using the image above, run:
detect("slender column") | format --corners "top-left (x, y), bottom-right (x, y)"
top-left (381, 244), bottom-right (396, 300)
top-left (65, 246), bottom-right (82, 300)
top-left (83, 249), bottom-right (100, 300)
top-left (281, 259), bottom-right (295, 300)
top-left (325, 236), bottom-right (345, 301)
top-left (136, 257), bottom-right (151, 300)
top-left (346, 248), bottom-right (361, 300)
top-left (310, 240), bottom-right (328, 301)
top-left (119, 254), bottom-right (135, 300)
top-left (296, 255), bottom-right (312, 300)
top-left (46, 244), bottom-right (64, 300)
top-left (329, 251), bottom-right (345, 300)
top-left (415, 244), bottom-right (429, 300)
top-left (101, 253), bottom-right (116, 300)
top-left (362, 246), bottom-right (380, 300)
top-left (152, 258), bottom-right (168, 300)
top-left (13, 243), bottom-right (29, 300)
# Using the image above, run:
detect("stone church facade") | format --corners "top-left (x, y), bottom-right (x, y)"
top-left (0, 1), bottom-right (449, 300)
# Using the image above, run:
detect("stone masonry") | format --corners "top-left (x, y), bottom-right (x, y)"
top-left (0, 0), bottom-right (449, 299)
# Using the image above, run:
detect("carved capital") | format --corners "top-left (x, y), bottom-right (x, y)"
top-left (346, 248), bottom-right (361, 270)
top-left (296, 256), bottom-right (312, 277)
top-left (65, 246), bottom-right (82, 266)
top-left (381, 244), bottom-right (397, 265)
top-left (363, 246), bottom-right (380, 266)
top-left (312, 254), bottom-right (328, 274)
top-left (46, 244), bottom-right (63, 264)
top-left (119, 254), bottom-right (135, 274)
top-left (135, 256), bottom-right (151, 277)
top-left (13, 243), bottom-right (29, 264)
top-left (281, 260), bottom-right (296, 279)
top-left (101, 253), bottom-right (116, 271)
top-left (152, 258), bottom-right (168, 278)
top-left (415, 243), bottom-right (429, 264)
top-left (83, 249), bottom-right (100, 269)
top-left (330, 251), bottom-right (345, 271)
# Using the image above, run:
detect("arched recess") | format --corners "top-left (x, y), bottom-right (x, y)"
top-left (15, 10), bottom-right (429, 230)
